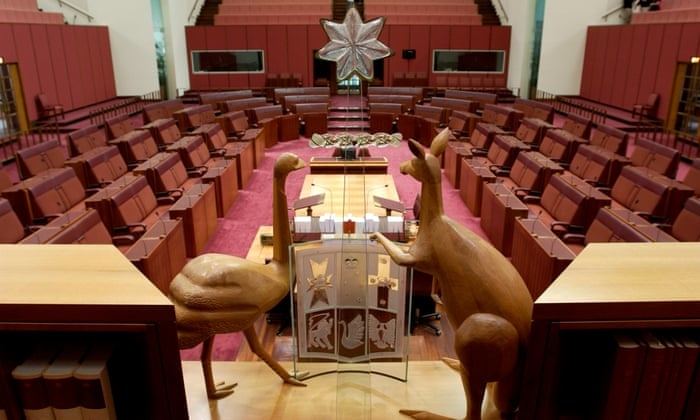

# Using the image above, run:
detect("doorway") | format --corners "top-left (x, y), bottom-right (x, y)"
top-left (669, 62), bottom-right (700, 137)
top-left (0, 63), bottom-right (28, 138)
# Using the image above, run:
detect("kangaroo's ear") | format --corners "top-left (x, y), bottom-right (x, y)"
top-left (408, 139), bottom-right (426, 160)
top-left (430, 128), bottom-right (450, 158)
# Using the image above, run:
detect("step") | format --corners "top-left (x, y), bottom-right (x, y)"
top-left (328, 111), bottom-right (370, 121)
top-left (329, 106), bottom-right (369, 113)
top-left (327, 120), bottom-right (370, 130)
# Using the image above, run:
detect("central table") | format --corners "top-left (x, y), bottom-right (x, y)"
top-left (297, 174), bottom-right (400, 218)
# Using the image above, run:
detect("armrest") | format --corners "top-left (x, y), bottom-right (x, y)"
top-left (562, 233), bottom-right (586, 244)
top-left (167, 188), bottom-right (184, 199)
top-left (210, 149), bottom-right (226, 157)
top-left (126, 223), bottom-right (147, 234)
top-left (157, 196), bottom-right (176, 205)
top-left (489, 165), bottom-right (510, 176)
top-left (26, 225), bottom-right (43, 233)
top-left (112, 234), bottom-right (136, 246)
top-left (550, 221), bottom-right (570, 232)
top-left (522, 195), bottom-right (541, 203)
top-left (187, 166), bottom-right (208, 177)
top-left (471, 148), bottom-right (488, 157)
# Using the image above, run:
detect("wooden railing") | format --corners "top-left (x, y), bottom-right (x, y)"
top-left (535, 90), bottom-right (608, 125)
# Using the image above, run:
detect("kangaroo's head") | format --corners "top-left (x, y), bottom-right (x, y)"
top-left (400, 128), bottom-right (450, 184)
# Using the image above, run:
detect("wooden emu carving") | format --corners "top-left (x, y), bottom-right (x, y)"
top-left (371, 129), bottom-right (533, 420)
top-left (169, 152), bottom-right (307, 399)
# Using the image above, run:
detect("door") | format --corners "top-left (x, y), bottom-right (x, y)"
top-left (0, 63), bottom-right (28, 138)
top-left (669, 62), bottom-right (700, 137)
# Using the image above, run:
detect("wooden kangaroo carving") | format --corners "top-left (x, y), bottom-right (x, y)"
top-left (169, 152), bottom-right (307, 399)
top-left (371, 129), bottom-right (533, 420)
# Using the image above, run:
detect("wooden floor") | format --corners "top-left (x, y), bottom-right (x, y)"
top-left (183, 361), bottom-right (466, 419)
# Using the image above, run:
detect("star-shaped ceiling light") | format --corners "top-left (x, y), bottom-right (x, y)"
top-left (318, 7), bottom-right (392, 81)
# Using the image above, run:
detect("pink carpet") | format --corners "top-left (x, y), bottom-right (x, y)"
top-left (179, 136), bottom-right (487, 361)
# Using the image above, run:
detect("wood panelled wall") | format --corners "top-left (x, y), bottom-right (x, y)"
top-left (580, 23), bottom-right (700, 120)
top-left (185, 25), bottom-right (511, 90)
top-left (0, 23), bottom-right (117, 122)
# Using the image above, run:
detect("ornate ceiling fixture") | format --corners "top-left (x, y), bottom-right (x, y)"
top-left (318, 7), bottom-right (393, 81)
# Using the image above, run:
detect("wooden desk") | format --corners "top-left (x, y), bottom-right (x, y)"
top-left (0, 245), bottom-right (187, 419)
top-left (297, 174), bottom-right (399, 218)
top-left (459, 159), bottom-right (496, 216)
top-left (126, 219), bottom-right (186, 294)
top-left (480, 183), bottom-right (529, 256)
top-left (444, 142), bottom-right (473, 189)
top-left (308, 157), bottom-right (389, 174)
top-left (511, 218), bottom-right (576, 300)
top-left (169, 183), bottom-right (217, 257)
top-left (521, 243), bottom-right (700, 420)
top-left (202, 159), bottom-right (239, 217)
top-left (224, 141), bottom-right (254, 189)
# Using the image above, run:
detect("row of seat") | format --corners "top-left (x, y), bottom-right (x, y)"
top-left (368, 14), bottom-right (483, 25)
top-left (214, 14), bottom-right (327, 25)
top-left (365, 3), bottom-right (479, 14)
top-left (0, 97), bottom-right (280, 292)
top-left (631, 7), bottom-right (700, 23)
top-left (435, 75), bottom-right (509, 92)
top-left (442, 108), bottom-right (700, 300)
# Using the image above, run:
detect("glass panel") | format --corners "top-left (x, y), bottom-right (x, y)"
top-left (433, 50), bottom-right (506, 73)
top-left (191, 50), bottom-right (265, 73)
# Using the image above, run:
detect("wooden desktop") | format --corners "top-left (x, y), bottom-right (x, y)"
top-left (520, 242), bottom-right (700, 419)
top-left (297, 174), bottom-right (399, 218)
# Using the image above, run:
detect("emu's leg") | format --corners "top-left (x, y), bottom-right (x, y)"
top-left (201, 336), bottom-right (237, 399)
top-left (243, 326), bottom-right (306, 386)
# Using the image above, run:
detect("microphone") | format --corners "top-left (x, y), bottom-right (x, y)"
top-left (311, 182), bottom-right (333, 215)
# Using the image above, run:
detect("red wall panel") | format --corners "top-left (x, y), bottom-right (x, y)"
top-left (0, 24), bottom-right (18, 63)
top-left (622, 25), bottom-right (648, 108)
top-left (186, 24), bottom-right (512, 91)
top-left (378, 25), bottom-right (390, 84)
top-left (30, 25), bottom-right (58, 106)
top-left (469, 26), bottom-right (490, 49)
top-left (186, 26), bottom-right (208, 90)
top-left (76, 26), bottom-right (97, 105)
top-left (13, 24), bottom-right (41, 121)
top-left (600, 26), bottom-right (621, 105)
top-left (677, 23), bottom-right (700, 62)
top-left (226, 26), bottom-right (248, 88)
top-left (589, 27), bottom-right (609, 102)
top-left (98, 27), bottom-right (117, 98)
top-left (87, 27), bottom-right (106, 101)
top-left (637, 25), bottom-right (663, 105)
top-left (205, 26), bottom-right (229, 89)
top-left (408, 25), bottom-right (430, 75)
top-left (266, 26), bottom-right (288, 76)
top-left (388, 25), bottom-right (410, 84)
top-left (654, 24), bottom-right (682, 119)
top-left (62, 26), bottom-right (83, 109)
top-left (245, 26), bottom-right (267, 88)
top-left (286, 25), bottom-right (308, 86)
top-left (610, 25), bottom-right (634, 108)
top-left (428, 25), bottom-right (450, 85)
top-left (580, 27), bottom-right (595, 98)
top-left (46, 25), bottom-right (73, 110)
top-left (449, 26), bottom-right (469, 49)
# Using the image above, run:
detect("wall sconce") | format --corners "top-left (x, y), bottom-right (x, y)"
top-left (691, 57), bottom-right (700, 64)
top-left (0, 57), bottom-right (4, 64)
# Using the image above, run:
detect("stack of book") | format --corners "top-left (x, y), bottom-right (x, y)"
top-left (2, 342), bottom-right (116, 420)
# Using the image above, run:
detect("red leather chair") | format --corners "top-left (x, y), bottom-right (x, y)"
top-left (36, 93), bottom-right (64, 120)
top-left (632, 93), bottom-right (660, 120)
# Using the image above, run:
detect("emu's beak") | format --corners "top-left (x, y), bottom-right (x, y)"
top-left (295, 158), bottom-right (307, 169)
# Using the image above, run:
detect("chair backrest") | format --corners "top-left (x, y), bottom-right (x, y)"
top-left (540, 174), bottom-right (587, 226)
top-left (68, 125), bottom-right (109, 157)
top-left (611, 166), bottom-right (668, 215)
top-left (251, 105), bottom-right (284, 124)
top-left (0, 198), bottom-right (25, 243)
top-left (285, 95), bottom-right (330, 112)
top-left (671, 197), bottom-right (700, 242)
top-left (482, 104), bottom-right (523, 132)
top-left (166, 136), bottom-right (211, 169)
top-left (486, 135), bottom-right (528, 168)
top-left (27, 168), bottom-right (85, 220)
top-left (36, 93), bottom-right (51, 111)
top-left (110, 176), bottom-right (158, 227)
top-left (112, 130), bottom-right (159, 164)
top-left (430, 97), bottom-right (479, 114)
top-left (199, 90), bottom-right (253, 106)
top-left (539, 129), bottom-right (586, 163)
top-left (444, 90), bottom-right (497, 109)
top-left (414, 104), bottom-right (446, 123)
top-left (470, 123), bottom-right (506, 150)
top-left (368, 95), bottom-right (414, 111)
top-left (509, 152), bottom-right (544, 191)
top-left (192, 123), bottom-right (228, 152)
top-left (221, 97), bottom-right (267, 114)
top-left (513, 98), bottom-right (555, 123)
top-left (562, 114), bottom-right (593, 139)
top-left (105, 114), bottom-right (136, 140)
top-left (630, 137), bottom-right (680, 178)
top-left (585, 207), bottom-right (652, 244)
top-left (0, 168), bottom-right (11, 191)
top-left (83, 146), bottom-right (128, 186)
top-left (143, 99), bottom-right (184, 123)
top-left (589, 124), bottom-right (628, 155)
top-left (295, 103), bottom-right (328, 116)
top-left (153, 153), bottom-right (188, 193)
top-left (141, 118), bottom-right (181, 147)
top-left (48, 209), bottom-right (112, 244)
top-left (16, 140), bottom-right (66, 179)
top-left (646, 93), bottom-right (660, 108)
